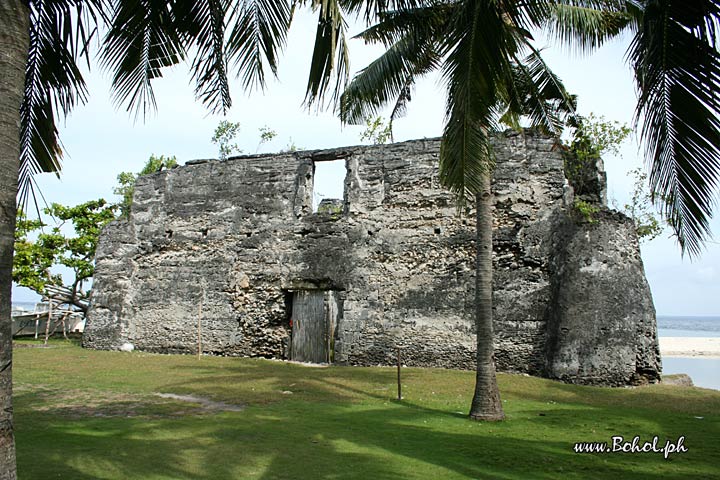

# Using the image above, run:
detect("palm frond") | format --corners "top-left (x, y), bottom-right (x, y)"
top-left (304, 0), bottom-right (351, 108)
top-left (19, 0), bottom-right (105, 208)
top-left (543, 0), bottom-right (633, 53)
top-left (101, 0), bottom-right (186, 120)
top-left (629, 0), bottom-right (720, 256)
top-left (502, 46), bottom-right (578, 135)
top-left (226, 0), bottom-right (292, 92)
top-left (439, 0), bottom-right (519, 201)
top-left (340, 21), bottom-right (442, 124)
top-left (355, 3), bottom-right (452, 46)
top-left (499, 0), bottom-right (554, 31)
top-left (388, 77), bottom-right (413, 123)
top-left (338, 0), bottom-right (429, 23)
top-left (184, 0), bottom-right (233, 114)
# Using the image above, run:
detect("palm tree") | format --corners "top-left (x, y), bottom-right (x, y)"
top-left (1, 4), bottom-right (39, 476)
top-left (0, 1), bottom-right (294, 476)
top-left (321, 0), bottom-right (720, 420)
top-left (333, 0), bottom-right (592, 421)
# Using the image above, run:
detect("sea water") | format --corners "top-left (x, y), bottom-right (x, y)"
top-left (658, 315), bottom-right (720, 338)
top-left (658, 316), bottom-right (720, 391)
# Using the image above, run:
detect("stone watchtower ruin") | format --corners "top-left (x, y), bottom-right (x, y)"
top-left (83, 131), bottom-right (661, 386)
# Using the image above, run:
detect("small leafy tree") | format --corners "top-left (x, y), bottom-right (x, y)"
top-left (13, 213), bottom-right (62, 294)
top-left (567, 114), bottom-right (663, 241)
top-left (281, 138), bottom-right (301, 152)
top-left (13, 200), bottom-right (117, 313)
top-left (114, 155), bottom-right (178, 218)
top-left (257, 126), bottom-right (277, 153)
top-left (618, 168), bottom-right (664, 242)
top-left (569, 113), bottom-right (632, 158)
top-left (360, 116), bottom-right (393, 145)
top-left (212, 120), bottom-right (242, 160)
top-left (565, 114), bottom-right (632, 200)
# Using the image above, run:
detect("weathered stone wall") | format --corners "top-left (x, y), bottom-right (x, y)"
top-left (544, 211), bottom-right (661, 385)
top-left (84, 131), bottom-right (661, 385)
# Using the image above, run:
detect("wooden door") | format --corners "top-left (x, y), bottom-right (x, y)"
top-left (291, 290), bottom-right (336, 363)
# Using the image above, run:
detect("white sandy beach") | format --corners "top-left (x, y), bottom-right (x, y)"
top-left (659, 337), bottom-right (720, 359)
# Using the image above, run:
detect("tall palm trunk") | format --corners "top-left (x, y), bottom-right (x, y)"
top-left (469, 173), bottom-right (504, 421)
top-left (0, 1), bottom-right (29, 478)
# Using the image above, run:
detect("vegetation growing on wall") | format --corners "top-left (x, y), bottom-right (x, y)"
top-left (616, 168), bottom-right (664, 242)
top-left (257, 126), bottom-right (278, 153)
top-left (114, 155), bottom-right (178, 219)
top-left (566, 114), bottom-right (663, 241)
top-left (360, 116), bottom-right (393, 145)
top-left (317, 200), bottom-right (343, 217)
top-left (572, 199), bottom-right (600, 224)
top-left (565, 114), bottom-right (631, 200)
top-left (212, 120), bottom-right (243, 160)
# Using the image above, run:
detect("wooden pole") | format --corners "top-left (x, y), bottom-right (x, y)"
top-left (61, 311), bottom-right (70, 339)
top-left (397, 347), bottom-right (402, 401)
top-left (43, 300), bottom-right (52, 346)
top-left (197, 299), bottom-right (203, 360)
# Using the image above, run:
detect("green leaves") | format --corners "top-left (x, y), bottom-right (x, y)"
top-left (543, 0), bottom-right (632, 54)
top-left (114, 154), bottom-right (178, 218)
top-left (14, 210), bottom-right (61, 294)
top-left (304, 0), bottom-right (351, 108)
top-left (620, 167), bottom-right (665, 242)
top-left (101, 0), bottom-right (293, 117)
top-left (340, 3), bottom-right (446, 125)
top-left (227, 0), bottom-right (292, 92)
top-left (340, 31), bottom-right (440, 124)
top-left (359, 116), bottom-right (393, 144)
top-left (439, 0), bottom-right (510, 199)
top-left (501, 48), bottom-right (578, 136)
top-left (19, 0), bottom-right (105, 208)
top-left (565, 113), bottom-right (631, 200)
top-left (101, 0), bottom-right (186, 119)
top-left (628, 0), bottom-right (720, 256)
top-left (211, 120), bottom-right (243, 160)
top-left (13, 200), bottom-right (117, 299)
top-left (570, 113), bottom-right (631, 158)
top-left (182, 0), bottom-right (233, 114)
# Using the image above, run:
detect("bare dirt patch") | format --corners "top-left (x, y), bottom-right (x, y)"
top-left (155, 393), bottom-right (244, 412)
top-left (16, 384), bottom-right (240, 418)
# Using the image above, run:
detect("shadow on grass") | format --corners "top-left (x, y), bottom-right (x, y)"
top-left (15, 400), bottom-right (716, 480)
top-left (498, 374), bottom-right (720, 416)
top-left (158, 359), bottom-right (415, 406)
top-left (14, 364), bottom-right (720, 480)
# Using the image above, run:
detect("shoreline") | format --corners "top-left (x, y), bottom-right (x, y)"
top-left (659, 337), bottom-right (720, 359)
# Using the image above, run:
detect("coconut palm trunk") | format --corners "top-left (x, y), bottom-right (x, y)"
top-left (335, 0), bottom-right (583, 422)
top-left (469, 175), bottom-right (504, 421)
top-left (0, 1), bottom-right (29, 477)
top-left (3, 1), bottom-right (297, 475)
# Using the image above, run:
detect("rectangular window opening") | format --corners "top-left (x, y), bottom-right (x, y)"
top-left (312, 159), bottom-right (346, 213)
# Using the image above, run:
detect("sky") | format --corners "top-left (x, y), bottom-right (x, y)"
top-left (12, 10), bottom-right (720, 316)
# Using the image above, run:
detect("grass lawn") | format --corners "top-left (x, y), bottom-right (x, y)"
top-left (12, 338), bottom-right (720, 479)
